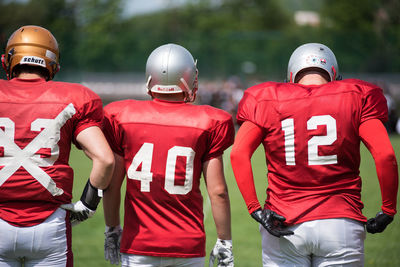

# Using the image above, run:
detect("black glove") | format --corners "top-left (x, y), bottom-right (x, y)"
top-left (251, 209), bottom-right (294, 237)
top-left (366, 211), bottom-right (393, 234)
top-left (61, 179), bottom-right (102, 226)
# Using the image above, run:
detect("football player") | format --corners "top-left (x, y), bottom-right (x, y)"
top-left (230, 43), bottom-right (398, 266)
top-left (0, 25), bottom-right (115, 266)
top-left (102, 43), bottom-right (235, 267)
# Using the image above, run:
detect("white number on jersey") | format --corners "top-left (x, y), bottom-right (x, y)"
top-left (127, 143), bottom-right (195, 195)
top-left (0, 103), bottom-right (76, 196)
top-left (127, 142), bottom-right (154, 192)
top-left (282, 115), bottom-right (338, 166)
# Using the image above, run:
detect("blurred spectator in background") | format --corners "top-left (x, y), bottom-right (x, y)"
top-left (198, 76), bottom-right (244, 126)
top-left (374, 81), bottom-right (399, 134)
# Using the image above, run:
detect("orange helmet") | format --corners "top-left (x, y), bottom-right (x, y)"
top-left (1, 25), bottom-right (60, 80)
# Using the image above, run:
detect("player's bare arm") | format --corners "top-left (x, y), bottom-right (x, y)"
top-left (203, 155), bottom-right (234, 267)
top-left (76, 126), bottom-right (115, 189)
top-left (103, 153), bottom-right (125, 265)
top-left (204, 155), bottom-right (232, 240)
top-left (61, 126), bottom-right (115, 225)
top-left (103, 153), bottom-right (125, 227)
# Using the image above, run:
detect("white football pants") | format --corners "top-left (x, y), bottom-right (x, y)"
top-left (260, 218), bottom-right (365, 267)
top-left (121, 253), bottom-right (205, 267)
top-left (0, 208), bottom-right (71, 267)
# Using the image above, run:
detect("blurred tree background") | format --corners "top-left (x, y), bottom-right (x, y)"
top-left (1, 0), bottom-right (399, 82)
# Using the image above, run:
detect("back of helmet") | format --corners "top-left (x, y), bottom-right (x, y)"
top-left (145, 43), bottom-right (198, 102)
top-left (2, 25), bottom-right (60, 80)
top-left (287, 43), bottom-right (340, 83)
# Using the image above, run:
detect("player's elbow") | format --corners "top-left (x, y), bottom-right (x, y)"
top-left (230, 145), bottom-right (250, 167)
top-left (97, 149), bottom-right (115, 167)
top-left (376, 149), bottom-right (397, 167)
top-left (103, 154), bottom-right (116, 173)
top-left (94, 154), bottom-right (115, 189)
top-left (209, 184), bottom-right (230, 201)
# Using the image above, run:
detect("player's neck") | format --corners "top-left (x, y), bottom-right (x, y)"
top-left (298, 74), bottom-right (329, 85)
top-left (16, 73), bottom-right (44, 80)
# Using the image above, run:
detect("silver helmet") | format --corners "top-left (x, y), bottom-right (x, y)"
top-left (145, 43), bottom-right (198, 102)
top-left (287, 43), bottom-right (340, 83)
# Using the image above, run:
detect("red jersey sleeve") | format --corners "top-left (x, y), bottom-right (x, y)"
top-left (237, 90), bottom-right (258, 125)
top-left (72, 87), bottom-right (104, 146)
top-left (103, 103), bottom-right (124, 156)
top-left (230, 121), bottom-right (264, 214)
top-left (360, 82), bottom-right (388, 124)
top-left (360, 119), bottom-right (398, 216)
top-left (203, 116), bottom-right (235, 162)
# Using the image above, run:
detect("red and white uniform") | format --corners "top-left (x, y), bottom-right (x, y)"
top-left (104, 99), bottom-right (234, 258)
top-left (0, 78), bottom-right (103, 227)
top-left (237, 79), bottom-right (390, 225)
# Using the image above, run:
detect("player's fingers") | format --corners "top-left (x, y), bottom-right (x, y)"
top-left (272, 213), bottom-right (287, 222)
top-left (110, 254), bottom-right (115, 265)
top-left (266, 226), bottom-right (281, 237)
top-left (209, 253), bottom-right (216, 267)
top-left (70, 218), bottom-right (81, 227)
top-left (112, 249), bottom-right (119, 265)
top-left (279, 229), bottom-right (294, 236)
top-left (105, 250), bottom-right (109, 261)
top-left (366, 222), bottom-right (377, 233)
top-left (60, 203), bottom-right (74, 211)
top-left (80, 211), bottom-right (90, 220)
top-left (267, 225), bottom-right (294, 237)
top-left (366, 218), bottom-right (377, 233)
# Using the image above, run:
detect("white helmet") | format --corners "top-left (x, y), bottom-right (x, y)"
top-left (287, 43), bottom-right (340, 83)
top-left (145, 43), bottom-right (198, 102)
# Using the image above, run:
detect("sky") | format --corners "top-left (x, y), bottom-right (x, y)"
top-left (2, 0), bottom-right (188, 16)
top-left (3, 0), bottom-right (219, 17)
top-left (123, 0), bottom-right (191, 17)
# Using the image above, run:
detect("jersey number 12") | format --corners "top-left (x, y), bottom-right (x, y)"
top-left (281, 115), bottom-right (337, 166)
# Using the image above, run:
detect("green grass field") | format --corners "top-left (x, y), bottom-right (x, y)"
top-left (70, 135), bottom-right (400, 267)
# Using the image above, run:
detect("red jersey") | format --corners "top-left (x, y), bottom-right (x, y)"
top-left (237, 79), bottom-right (388, 225)
top-left (104, 99), bottom-right (234, 258)
top-left (0, 78), bottom-right (103, 227)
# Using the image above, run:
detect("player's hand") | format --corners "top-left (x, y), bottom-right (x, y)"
top-left (251, 209), bottom-right (294, 237)
top-left (104, 225), bottom-right (122, 265)
top-left (366, 211), bottom-right (393, 234)
top-left (60, 201), bottom-right (96, 226)
top-left (209, 239), bottom-right (234, 267)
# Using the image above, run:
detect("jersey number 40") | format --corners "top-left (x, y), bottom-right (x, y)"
top-left (127, 143), bottom-right (195, 195)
